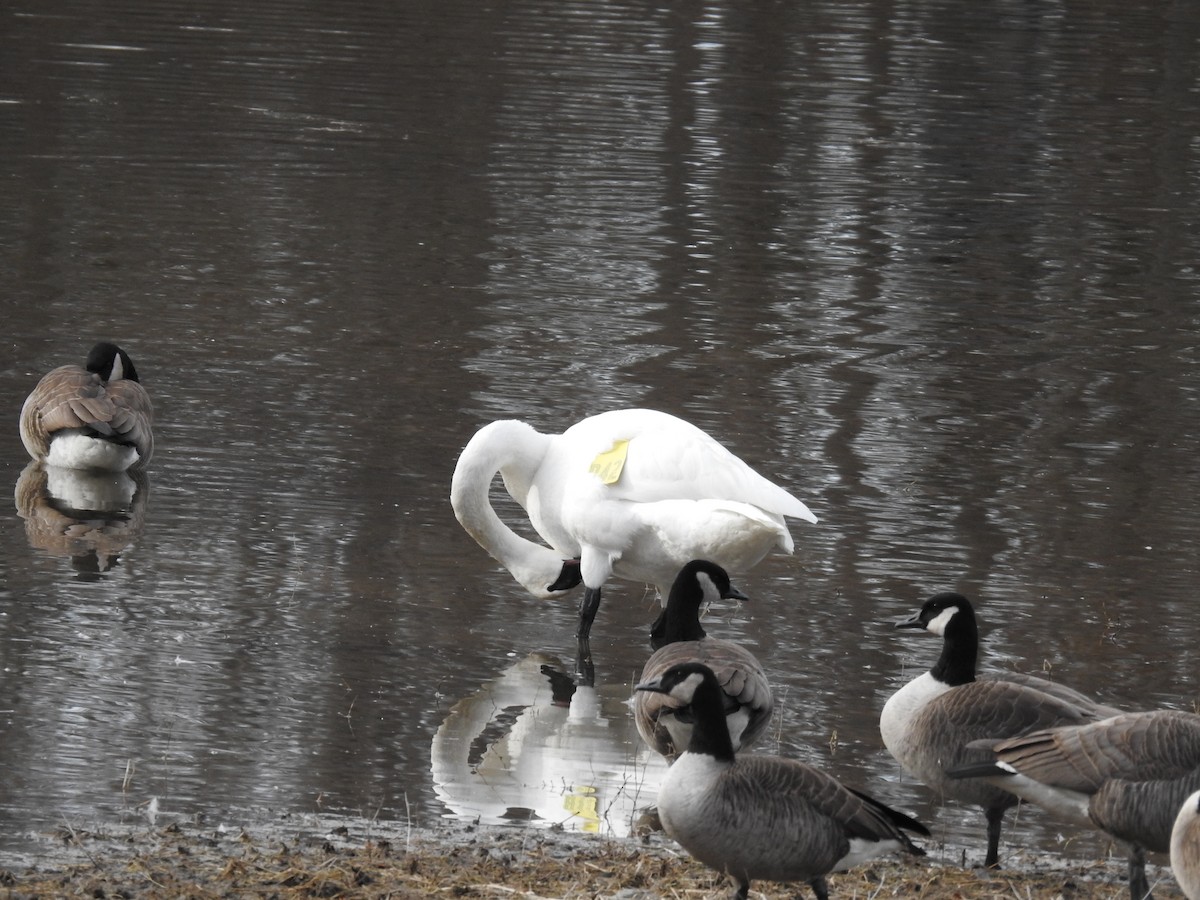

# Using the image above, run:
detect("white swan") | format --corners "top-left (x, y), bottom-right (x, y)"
top-left (450, 408), bottom-right (817, 641)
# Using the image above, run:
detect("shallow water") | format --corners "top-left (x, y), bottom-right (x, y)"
top-left (1, 0), bottom-right (1199, 871)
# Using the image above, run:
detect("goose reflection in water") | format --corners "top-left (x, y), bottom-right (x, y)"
top-left (431, 652), bottom-right (668, 836)
top-left (14, 461), bottom-right (149, 580)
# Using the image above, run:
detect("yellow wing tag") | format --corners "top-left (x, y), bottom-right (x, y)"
top-left (588, 439), bottom-right (629, 485)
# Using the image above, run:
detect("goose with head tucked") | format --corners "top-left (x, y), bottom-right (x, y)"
top-left (880, 592), bottom-right (1120, 869)
top-left (20, 342), bottom-right (154, 472)
top-left (634, 560), bottom-right (772, 762)
top-left (449, 409), bottom-right (816, 643)
top-left (637, 661), bottom-right (928, 900)
top-left (949, 710), bottom-right (1200, 900)
top-left (1174, 790), bottom-right (1200, 900)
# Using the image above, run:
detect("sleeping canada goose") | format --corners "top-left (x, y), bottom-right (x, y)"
top-left (1173, 790), bottom-right (1200, 899)
top-left (20, 342), bottom-right (154, 472)
top-left (637, 661), bottom-right (928, 900)
top-left (948, 710), bottom-right (1200, 900)
top-left (450, 408), bottom-right (816, 643)
top-left (633, 560), bottom-right (772, 761)
top-left (880, 592), bottom-right (1119, 868)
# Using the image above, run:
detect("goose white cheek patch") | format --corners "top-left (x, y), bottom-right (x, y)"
top-left (673, 671), bottom-right (708, 703)
top-left (926, 605), bottom-right (959, 636)
top-left (695, 571), bottom-right (722, 607)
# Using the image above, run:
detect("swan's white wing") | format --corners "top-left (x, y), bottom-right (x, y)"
top-left (571, 499), bottom-right (794, 591)
top-left (562, 410), bottom-right (816, 523)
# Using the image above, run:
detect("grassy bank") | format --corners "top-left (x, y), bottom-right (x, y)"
top-left (1, 814), bottom-right (1183, 899)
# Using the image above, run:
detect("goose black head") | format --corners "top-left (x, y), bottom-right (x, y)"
top-left (895, 591), bottom-right (974, 637)
top-left (895, 591), bottom-right (981, 686)
top-left (86, 342), bottom-right (140, 383)
top-left (636, 661), bottom-right (735, 759)
top-left (684, 559), bottom-right (748, 606)
top-left (635, 660), bottom-right (717, 705)
top-left (650, 560), bottom-right (749, 649)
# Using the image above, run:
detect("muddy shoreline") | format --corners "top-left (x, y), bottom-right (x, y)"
top-left (0, 810), bottom-right (1186, 898)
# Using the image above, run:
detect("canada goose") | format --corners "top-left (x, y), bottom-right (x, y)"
top-left (948, 710), bottom-right (1200, 900)
top-left (880, 592), bottom-right (1118, 868)
top-left (633, 560), bottom-right (771, 761)
top-left (637, 661), bottom-right (928, 900)
top-left (450, 409), bottom-right (816, 642)
top-left (1173, 790), bottom-right (1200, 899)
top-left (20, 342), bottom-right (154, 472)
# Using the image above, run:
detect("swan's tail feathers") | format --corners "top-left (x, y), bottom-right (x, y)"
top-left (781, 494), bottom-right (818, 525)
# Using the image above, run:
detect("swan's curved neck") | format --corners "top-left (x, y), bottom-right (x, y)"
top-left (450, 420), bottom-right (565, 596)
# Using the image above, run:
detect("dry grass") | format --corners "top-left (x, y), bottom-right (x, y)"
top-left (0, 815), bottom-right (1184, 899)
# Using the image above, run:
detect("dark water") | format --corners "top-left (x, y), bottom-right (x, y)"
top-left (2, 0), bottom-right (1199, 874)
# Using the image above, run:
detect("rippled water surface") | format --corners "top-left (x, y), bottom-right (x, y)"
top-left (2, 0), bottom-right (1199, 871)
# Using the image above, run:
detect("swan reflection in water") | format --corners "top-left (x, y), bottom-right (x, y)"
top-left (431, 652), bottom-right (668, 836)
top-left (14, 461), bottom-right (149, 580)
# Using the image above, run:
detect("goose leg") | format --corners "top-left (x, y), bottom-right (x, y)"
top-left (1128, 845), bottom-right (1151, 900)
top-left (730, 877), bottom-right (750, 900)
top-left (984, 806), bottom-right (1004, 868)
top-left (576, 586), bottom-right (602, 641)
top-left (809, 875), bottom-right (830, 900)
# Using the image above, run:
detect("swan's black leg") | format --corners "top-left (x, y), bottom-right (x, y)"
top-left (576, 586), bottom-right (602, 641)
top-left (574, 639), bottom-right (595, 687)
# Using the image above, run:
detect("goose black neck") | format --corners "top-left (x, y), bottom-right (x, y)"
top-left (684, 670), bottom-right (736, 762)
top-left (654, 575), bottom-right (708, 646)
top-left (930, 608), bottom-right (978, 687)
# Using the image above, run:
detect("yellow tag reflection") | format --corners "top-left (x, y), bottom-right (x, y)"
top-left (563, 786), bottom-right (599, 832)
